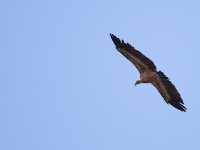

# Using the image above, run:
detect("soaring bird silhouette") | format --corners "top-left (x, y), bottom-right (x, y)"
top-left (110, 34), bottom-right (186, 112)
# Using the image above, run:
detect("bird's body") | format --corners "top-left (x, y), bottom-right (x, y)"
top-left (139, 70), bottom-right (156, 83)
top-left (110, 33), bottom-right (187, 112)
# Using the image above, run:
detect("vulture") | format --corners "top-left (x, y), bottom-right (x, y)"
top-left (110, 34), bottom-right (186, 112)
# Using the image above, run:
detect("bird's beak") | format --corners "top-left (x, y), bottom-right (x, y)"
top-left (135, 81), bottom-right (138, 86)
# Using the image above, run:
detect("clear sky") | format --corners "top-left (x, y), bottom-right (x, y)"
top-left (1, 0), bottom-right (200, 150)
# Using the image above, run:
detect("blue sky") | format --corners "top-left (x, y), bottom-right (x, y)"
top-left (1, 0), bottom-right (200, 150)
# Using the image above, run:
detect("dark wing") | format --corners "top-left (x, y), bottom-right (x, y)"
top-left (151, 71), bottom-right (187, 112)
top-left (110, 33), bottom-right (157, 74)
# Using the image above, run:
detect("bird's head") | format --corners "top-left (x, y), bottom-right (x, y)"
top-left (135, 79), bottom-right (142, 86)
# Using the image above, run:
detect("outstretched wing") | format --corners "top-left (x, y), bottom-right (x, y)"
top-left (151, 71), bottom-right (187, 112)
top-left (110, 34), bottom-right (157, 74)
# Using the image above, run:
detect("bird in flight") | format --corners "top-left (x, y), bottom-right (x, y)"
top-left (110, 34), bottom-right (186, 112)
